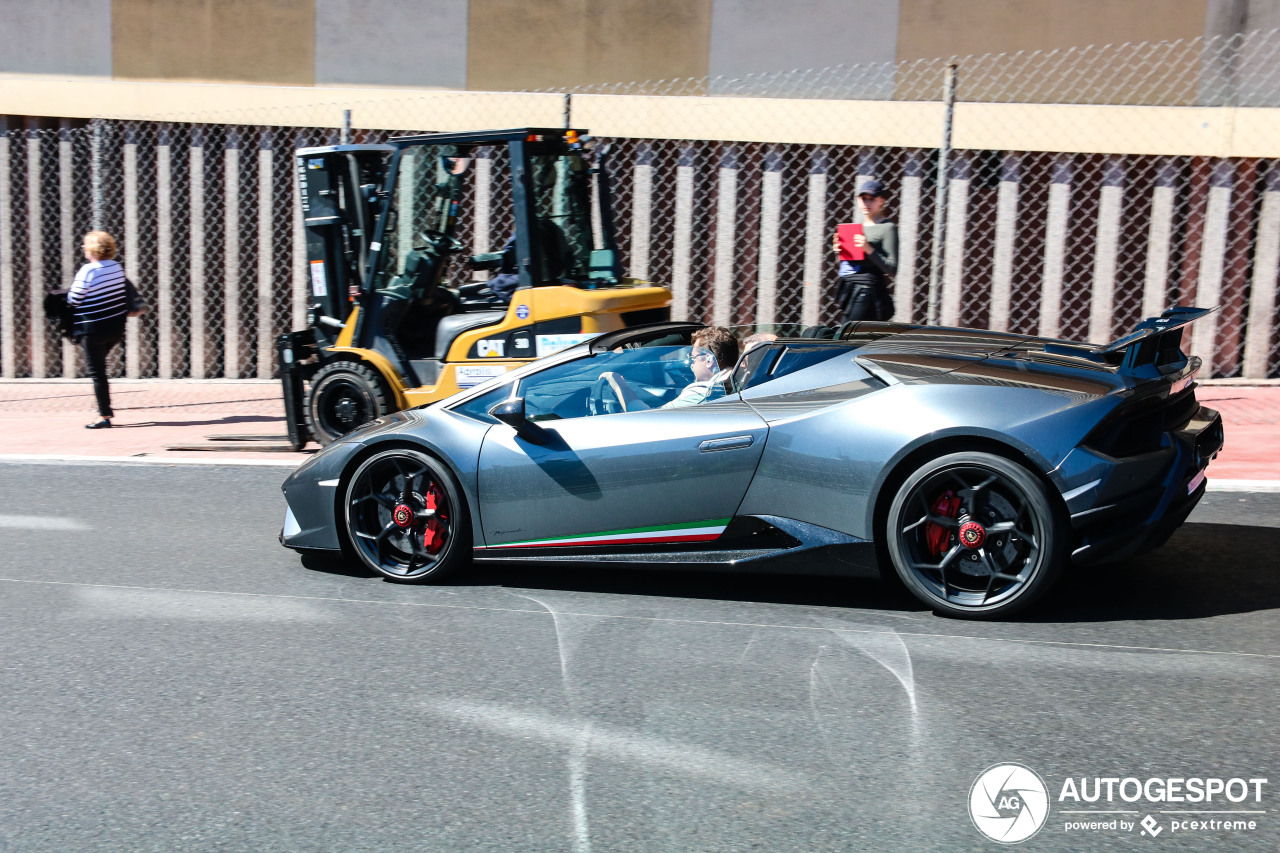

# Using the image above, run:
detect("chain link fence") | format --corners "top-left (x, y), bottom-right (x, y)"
top-left (3, 29), bottom-right (1279, 381)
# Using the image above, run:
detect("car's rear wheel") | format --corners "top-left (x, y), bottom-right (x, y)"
top-left (344, 448), bottom-right (469, 583)
top-left (885, 451), bottom-right (1064, 619)
top-left (307, 362), bottom-right (390, 446)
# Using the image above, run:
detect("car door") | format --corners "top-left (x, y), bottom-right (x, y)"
top-left (475, 395), bottom-right (768, 551)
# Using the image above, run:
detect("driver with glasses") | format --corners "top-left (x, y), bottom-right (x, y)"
top-left (601, 326), bottom-right (740, 411)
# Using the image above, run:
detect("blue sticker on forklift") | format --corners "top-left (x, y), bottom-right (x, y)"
top-left (516, 304), bottom-right (530, 320)
top-left (536, 333), bottom-right (594, 357)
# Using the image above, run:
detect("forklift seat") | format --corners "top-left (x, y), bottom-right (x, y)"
top-left (433, 311), bottom-right (507, 360)
top-left (379, 248), bottom-right (455, 358)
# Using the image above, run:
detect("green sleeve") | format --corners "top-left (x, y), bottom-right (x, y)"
top-left (867, 222), bottom-right (898, 276)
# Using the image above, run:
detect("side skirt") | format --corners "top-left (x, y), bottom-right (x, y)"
top-left (472, 515), bottom-right (882, 578)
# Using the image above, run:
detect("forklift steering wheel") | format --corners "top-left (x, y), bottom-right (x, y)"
top-left (420, 230), bottom-right (467, 254)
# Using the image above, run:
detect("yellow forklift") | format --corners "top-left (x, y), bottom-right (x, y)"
top-left (278, 127), bottom-right (671, 447)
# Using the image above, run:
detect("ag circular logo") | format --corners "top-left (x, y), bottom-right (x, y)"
top-left (969, 763), bottom-right (1050, 844)
top-left (515, 304), bottom-right (530, 320)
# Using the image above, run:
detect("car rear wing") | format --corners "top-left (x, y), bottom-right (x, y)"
top-left (1043, 306), bottom-right (1215, 378)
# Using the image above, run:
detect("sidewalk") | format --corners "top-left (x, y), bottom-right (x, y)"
top-left (0, 379), bottom-right (1277, 485)
top-left (0, 380), bottom-right (304, 465)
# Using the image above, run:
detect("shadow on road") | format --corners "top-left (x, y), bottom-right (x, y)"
top-left (293, 521), bottom-right (1279, 623)
top-left (471, 562), bottom-right (923, 614)
top-left (1033, 521), bottom-right (1280, 623)
top-left (112, 415), bottom-right (283, 429)
top-left (477, 522), bottom-right (1280, 622)
top-left (299, 550), bottom-right (378, 580)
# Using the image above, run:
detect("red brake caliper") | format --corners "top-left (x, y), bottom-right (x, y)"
top-left (421, 485), bottom-right (447, 554)
top-left (925, 489), bottom-right (961, 558)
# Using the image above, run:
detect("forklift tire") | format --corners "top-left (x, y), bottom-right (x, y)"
top-left (306, 362), bottom-right (392, 447)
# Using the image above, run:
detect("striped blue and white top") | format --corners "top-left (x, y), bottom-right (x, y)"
top-left (68, 259), bottom-right (128, 333)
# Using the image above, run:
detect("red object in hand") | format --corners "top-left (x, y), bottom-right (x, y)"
top-left (837, 223), bottom-right (865, 261)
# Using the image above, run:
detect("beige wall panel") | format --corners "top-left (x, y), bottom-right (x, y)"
top-left (5, 76), bottom-right (1280, 159)
top-left (467, 0), bottom-right (713, 91)
top-left (0, 78), bottom-right (566, 130)
top-left (575, 95), bottom-right (946, 147)
top-left (1226, 107), bottom-right (1280, 157)
top-left (114, 0), bottom-right (315, 85)
top-left (897, 0), bottom-right (1209, 59)
top-left (952, 102), bottom-right (1275, 157)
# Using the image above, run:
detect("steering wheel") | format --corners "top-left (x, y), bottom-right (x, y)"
top-left (419, 230), bottom-right (467, 254)
top-left (588, 374), bottom-right (629, 416)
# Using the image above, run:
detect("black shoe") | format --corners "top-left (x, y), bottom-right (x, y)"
top-left (86, 419), bottom-right (112, 429)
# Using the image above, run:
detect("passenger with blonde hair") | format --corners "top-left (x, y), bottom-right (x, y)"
top-left (68, 230), bottom-right (128, 428)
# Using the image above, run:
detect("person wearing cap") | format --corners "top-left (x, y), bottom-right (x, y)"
top-left (831, 178), bottom-right (898, 322)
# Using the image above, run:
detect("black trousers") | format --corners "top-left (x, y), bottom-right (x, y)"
top-left (835, 273), bottom-right (893, 322)
top-left (82, 324), bottom-right (125, 418)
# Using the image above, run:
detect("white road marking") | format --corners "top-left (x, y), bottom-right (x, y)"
top-left (0, 514), bottom-right (89, 531)
top-left (66, 586), bottom-right (333, 623)
top-left (423, 698), bottom-right (805, 793)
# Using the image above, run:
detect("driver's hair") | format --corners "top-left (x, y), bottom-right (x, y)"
top-left (692, 326), bottom-right (739, 372)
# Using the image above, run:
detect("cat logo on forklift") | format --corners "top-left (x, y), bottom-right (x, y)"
top-left (477, 339), bottom-right (506, 358)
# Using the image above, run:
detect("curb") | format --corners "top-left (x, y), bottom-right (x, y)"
top-left (1205, 479), bottom-right (1280, 493)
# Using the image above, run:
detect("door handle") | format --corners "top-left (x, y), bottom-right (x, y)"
top-left (699, 435), bottom-right (754, 452)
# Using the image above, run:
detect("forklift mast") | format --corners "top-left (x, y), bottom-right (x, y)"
top-left (295, 144), bottom-right (394, 342)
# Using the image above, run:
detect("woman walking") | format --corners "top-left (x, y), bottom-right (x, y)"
top-left (831, 179), bottom-right (898, 322)
top-left (68, 231), bottom-right (128, 429)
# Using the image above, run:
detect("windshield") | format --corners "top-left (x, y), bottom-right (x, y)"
top-left (373, 143), bottom-right (598, 293)
top-left (528, 150), bottom-right (594, 283)
top-left (374, 144), bottom-right (477, 293)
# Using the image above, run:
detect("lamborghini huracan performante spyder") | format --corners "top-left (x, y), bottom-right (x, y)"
top-left (281, 308), bottom-right (1223, 619)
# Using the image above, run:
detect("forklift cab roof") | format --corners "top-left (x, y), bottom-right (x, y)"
top-left (387, 127), bottom-right (586, 149)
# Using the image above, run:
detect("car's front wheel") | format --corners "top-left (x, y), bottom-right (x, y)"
top-left (885, 451), bottom-right (1064, 619)
top-left (344, 448), bottom-right (469, 583)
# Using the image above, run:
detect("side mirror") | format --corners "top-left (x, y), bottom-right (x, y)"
top-left (488, 397), bottom-right (548, 444)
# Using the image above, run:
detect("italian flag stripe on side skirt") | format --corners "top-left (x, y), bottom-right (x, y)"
top-left (478, 518), bottom-right (732, 550)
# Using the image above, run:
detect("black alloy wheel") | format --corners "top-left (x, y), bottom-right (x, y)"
top-left (344, 449), bottom-right (469, 582)
top-left (885, 451), bottom-right (1064, 619)
top-left (306, 362), bottom-right (390, 446)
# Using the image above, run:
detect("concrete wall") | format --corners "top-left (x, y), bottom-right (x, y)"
top-left (2, 0), bottom-right (1267, 94)
top-left (0, 0), bottom-right (113, 77)
top-left (315, 0), bottom-right (468, 89)
top-left (708, 0), bottom-right (899, 77)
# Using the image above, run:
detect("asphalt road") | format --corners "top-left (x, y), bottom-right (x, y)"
top-left (1, 462), bottom-right (1277, 852)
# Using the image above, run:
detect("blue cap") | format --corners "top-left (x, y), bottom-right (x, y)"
top-left (858, 179), bottom-right (887, 197)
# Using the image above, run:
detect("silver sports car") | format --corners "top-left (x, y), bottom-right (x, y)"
top-left (280, 309), bottom-right (1223, 619)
